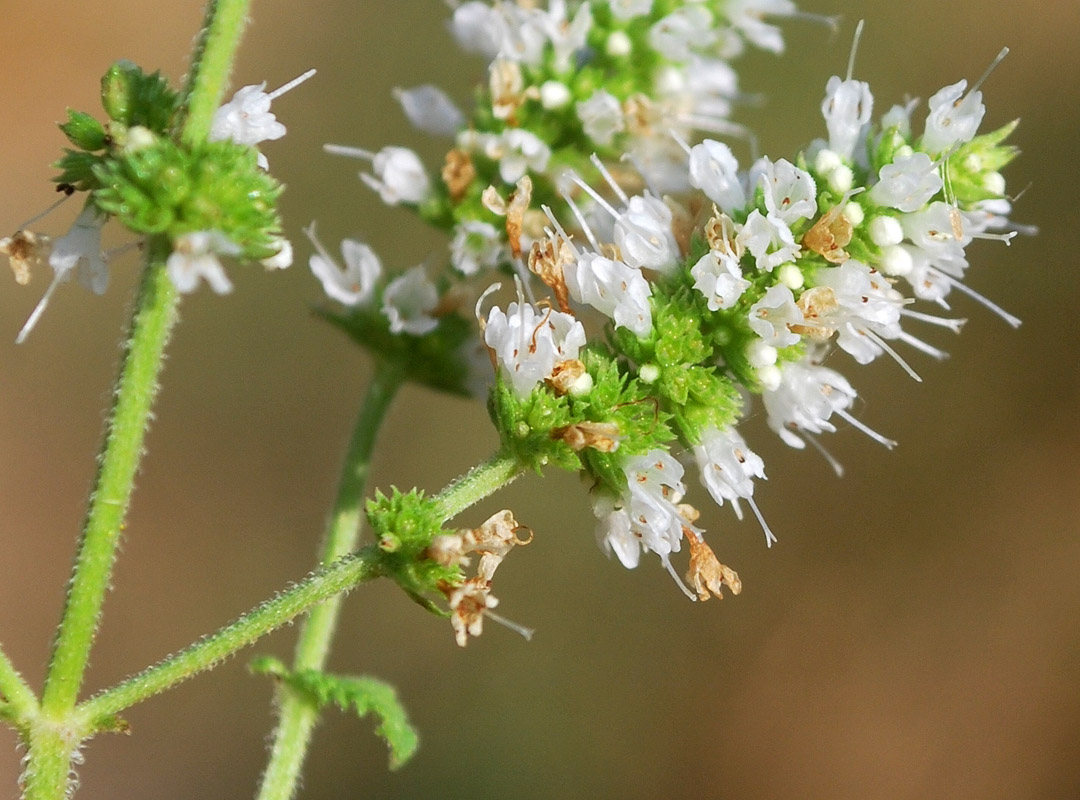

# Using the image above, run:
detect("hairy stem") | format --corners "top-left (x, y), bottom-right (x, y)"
top-left (432, 451), bottom-right (524, 522)
top-left (76, 550), bottom-right (384, 726)
top-left (256, 365), bottom-right (402, 800)
top-left (39, 239), bottom-right (178, 716)
top-left (26, 2), bottom-right (252, 797)
top-left (0, 646), bottom-right (37, 726)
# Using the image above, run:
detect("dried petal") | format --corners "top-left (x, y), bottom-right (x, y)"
top-left (684, 529), bottom-right (742, 601)
top-left (442, 148), bottom-right (476, 203)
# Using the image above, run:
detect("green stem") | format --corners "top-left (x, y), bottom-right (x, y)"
top-left (432, 451), bottom-right (524, 522)
top-left (257, 365), bottom-right (402, 800)
top-left (39, 240), bottom-right (178, 716)
top-left (26, 2), bottom-right (252, 797)
top-left (76, 550), bottom-right (384, 726)
top-left (0, 645), bottom-right (37, 725)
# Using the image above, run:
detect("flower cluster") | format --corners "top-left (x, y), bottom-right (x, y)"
top-left (3, 63), bottom-right (309, 340)
top-left (308, 5), bottom-right (1022, 601)
top-left (479, 47), bottom-right (1021, 596)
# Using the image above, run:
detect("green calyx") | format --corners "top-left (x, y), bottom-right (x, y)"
top-left (366, 489), bottom-right (460, 594)
top-left (53, 60), bottom-right (286, 263)
top-left (93, 138), bottom-right (284, 259)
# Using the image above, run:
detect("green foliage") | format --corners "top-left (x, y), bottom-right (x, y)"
top-left (317, 307), bottom-right (474, 397)
top-left (251, 657), bottom-right (419, 770)
top-left (366, 489), bottom-right (461, 593)
top-left (92, 138), bottom-right (284, 259)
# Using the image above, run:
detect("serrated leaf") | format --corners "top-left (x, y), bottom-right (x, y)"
top-left (252, 658), bottom-right (419, 770)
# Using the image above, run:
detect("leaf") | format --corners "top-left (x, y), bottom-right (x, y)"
top-left (252, 658), bottom-right (419, 770)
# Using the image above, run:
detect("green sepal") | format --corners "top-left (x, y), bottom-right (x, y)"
top-left (100, 60), bottom-right (180, 134)
top-left (317, 307), bottom-right (473, 397)
top-left (871, 124), bottom-right (911, 174)
top-left (60, 110), bottom-right (108, 151)
top-left (251, 657), bottom-right (419, 771)
top-left (366, 490), bottom-right (461, 593)
top-left (487, 377), bottom-right (578, 473)
top-left (92, 138), bottom-right (284, 259)
top-left (53, 149), bottom-right (107, 192)
top-left (946, 120), bottom-right (1021, 206)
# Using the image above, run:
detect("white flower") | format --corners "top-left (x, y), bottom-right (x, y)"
top-left (867, 152), bottom-right (943, 212)
top-left (691, 248), bottom-right (749, 311)
top-left (748, 284), bottom-right (803, 347)
top-left (609, 0), bottom-right (653, 21)
top-left (762, 361), bottom-right (857, 448)
top-left (614, 194), bottom-right (679, 273)
top-left (393, 85), bottom-right (465, 137)
top-left (576, 90), bottom-right (625, 147)
top-left (362, 146), bottom-right (431, 206)
top-left (753, 157), bottom-right (818, 224)
top-left (812, 261), bottom-right (904, 365)
top-left (49, 208), bottom-right (108, 295)
top-left (564, 251), bottom-right (653, 337)
top-left (595, 504), bottom-right (641, 569)
top-left (900, 202), bottom-right (970, 277)
top-left (167, 231), bottom-right (241, 294)
top-left (541, 0), bottom-right (593, 73)
top-left (821, 76), bottom-right (873, 161)
top-left (14, 208), bottom-right (109, 344)
top-left (308, 231), bottom-right (381, 306)
top-left (688, 139), bottom-right (746, 214)
top-left (210, 70), bottom-right (314, 169)
top-left (693, 426), bottom-right (768, 531)
top-left (382, 266), bottom-right (439, 336)
top-left (921, 79), bottom-right (985, 156)
top-left (623, 449), bottom-right (689, 560)
top-left (726, 0), bottom-right (796, 54)
top-left (467, 128), bottom-right (551, 184)
top-left (450, 221), bottom-right (505, 276)
top-left (736, 210), bottom-right (800, 272)
top-left (483, 301), bottom-right (586, 398)
top-left (649, 5), bottom-right (717, 61)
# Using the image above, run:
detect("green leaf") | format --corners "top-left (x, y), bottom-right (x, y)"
top-left (252, 657), bottom-right (419, 770)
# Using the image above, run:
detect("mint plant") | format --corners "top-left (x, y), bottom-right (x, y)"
top-left (0, 2), bottom-right (1025, 798)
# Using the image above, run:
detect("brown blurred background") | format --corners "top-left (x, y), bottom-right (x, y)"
top-left (1, 1), bottom-right (1078, 798)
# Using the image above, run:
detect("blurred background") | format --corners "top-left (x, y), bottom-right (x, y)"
top-left (1, 1), bottom-right (1078, 798)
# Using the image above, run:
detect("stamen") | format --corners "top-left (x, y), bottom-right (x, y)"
top-left (677, 114), bottom-right (750, 140)
top-left (973, 230), bottom-right (1017, 245)
top-left (929, 267), bottom-right (1021, 328)
top-left (864, 328), bottom-right (923, 381)
top-left (896, 330), bottom-right (949, 361)
top-left (589, 154), bottom-right (629, 205)
top-left (323, 143), bottom-right (376, 161)
top-left (483, 609), bottom-right (535, 642)
top-left (301, 221), bottom-right (339, 270)
top-left (16, 194), bottom-right (71, 231)
top-left (568, 173), bottom-right (621, 220)
top-left (662, 557), bottom-right (698, 602)
top-left (746, 496), bottom-right (778, 547)
top-left (513, 256), bottom-right (537, 305)
top-left (787, 11), bottom-right (842, 35)
top-left (540, 204), bottom-right (578, 255)
top-left (804, 432), bottom-right (845, 478)
top-left (16, 271), bottom-right (65, 344)
top-left (900, 308), bottom-right (967, 333)
top-left (668, 129), bottom-right (693, 156)
top-left (846, 20), bottom-right (865, 81)
top-left (835, 408), bottom-right (897, 450)
top-left (266, 68), bottom-right (317, 101)
top-left (968, 47), bottom-right (1009, 99)
top-left (561, 192), bottom-right (602, 251)
top-left (474, 282), bottom-right (502, 326)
